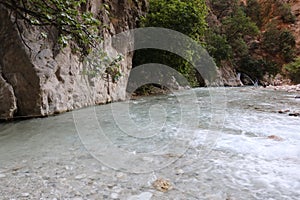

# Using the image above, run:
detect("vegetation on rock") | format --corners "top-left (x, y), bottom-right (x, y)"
top-left (284, 57), bottom-right (300, 83)
top-left (206, 0), bottom-right (297, 84)
top-left (0, 0), bottom-right (102, 55)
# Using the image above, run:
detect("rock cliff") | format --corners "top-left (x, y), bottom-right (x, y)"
top-left (0, 0), bottom-right (147, 119)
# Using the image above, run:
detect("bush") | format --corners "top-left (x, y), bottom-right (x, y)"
top-left (0, 0), bottom-right (101, 56)
top-left (278, 3), bottom-right (296, 23)
top-left (222, 8), bottom-right (259, 41)
top-left (284, 57), bottom-right (300, 83)
top-left (238, 56), bottom-right (279, 80)
top-left (242, 0), bottom-right (263, 27)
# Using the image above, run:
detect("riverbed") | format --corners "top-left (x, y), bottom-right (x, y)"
top-left (0, 87), bottom-right (299, 199)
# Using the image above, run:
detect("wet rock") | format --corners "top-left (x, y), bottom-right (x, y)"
top-left (152, 178), bottom-right (172, 192)
top-left (278, 109), bottom-right (290, 114)
top-left (267, 135), bottom-right (284, 141)
top-left (175, 169), bottom-right (184, 175)
top-left (128, 192), bottom-right (153, 200)
top-left (289, 112), bottom-right (300, 117)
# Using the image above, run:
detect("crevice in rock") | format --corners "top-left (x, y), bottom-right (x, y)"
top-left (0, 6), bottom-right (42, 118)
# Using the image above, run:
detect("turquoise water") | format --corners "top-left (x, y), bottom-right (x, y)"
top-left (0, 87), bottom-right (299, 199)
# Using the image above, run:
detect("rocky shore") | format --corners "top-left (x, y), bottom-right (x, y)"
top-left (265, 84), bottom-right (300, 94)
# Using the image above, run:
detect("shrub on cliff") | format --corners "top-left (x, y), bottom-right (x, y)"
top-left (205, 30), bottom-right (232, 66)
top-left (277, 3), bottom-right (296, 23)
top-left (242, 0), bottom-right (263, 27)
top-left (284, 57), bottom-right (300, 83)
top-left (262, 25), bottom-right (296, 62)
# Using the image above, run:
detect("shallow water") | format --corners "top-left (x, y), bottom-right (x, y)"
top-left (0, 87), bottom-right (299, 199)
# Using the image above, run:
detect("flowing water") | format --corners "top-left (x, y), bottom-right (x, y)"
top-left (0, 87), bottom-right (299, 200)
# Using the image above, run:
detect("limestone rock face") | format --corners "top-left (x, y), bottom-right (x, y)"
top-left (0, 75), bottom-right (16, 119)
top-left (0, 1), bottom-right (147, 119)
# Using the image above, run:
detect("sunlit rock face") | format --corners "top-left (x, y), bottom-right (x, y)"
top-left (0, 1), bottom-right (147, 119)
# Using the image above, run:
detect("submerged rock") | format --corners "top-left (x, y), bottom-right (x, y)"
top-left (110, 193), bottom-right (119, 199)
top-left (152, 178), bottom-right (172, 192)
top-left (289, 112), bottom-right (300, 117)
top-left (278, 109), bottom-right (290, 114)
top-left (267, 135), bottom-right (284, 141)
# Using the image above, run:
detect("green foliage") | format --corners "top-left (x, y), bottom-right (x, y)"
top-left (230, 37), bottom-right (249, 58)
top-left (261, 0), bottom-right (296, 24)
top-left (141, 0), bottom-right (207, 40)
top-left (284, 57), bottom-right (300, 83)
top-left (278, 3), bottom-right (296, 23)
top-left (242, 0), bottom-right (263, 27)
top-left (262, 25), bottom-right (296, 62)
top-left (222, 8), bottom-right (259, 41)
top-left (205, 30), bottom-right (232, 66)
top-left (208, 0), bottom-right (297, 84)
top-left (83, 49), bottom-right (124, 83)
top-left (134, 0), bottom-right (208, 86)
top-left (209, 0), bottom-right (239, 19)
top-left (238, 56), bottom-right (279, 80)
top-left (0, 0), bottom-right (102, 55)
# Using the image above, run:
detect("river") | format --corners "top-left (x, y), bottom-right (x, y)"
top-left (0, 87), bottom-right (299, 200)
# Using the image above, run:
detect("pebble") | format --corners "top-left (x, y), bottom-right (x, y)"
top-left (175, 169), bottom-right (184, 175)
top-left (0, 174), bottom-right (6, 178)
top-left (65, 165), bottom-right (74, 170)
top-left (110, 193), bottom-right (119, 199)
top-left (72, 198), bottom-right (83, 200)
top-left (75, 174), bottom-right (86, 180)
top-left (116, 172), bottom-right (126, 179)
top-left (128, 192), bottom-right (153, 200)
top-left (20, 193), bottom-right (30, 197)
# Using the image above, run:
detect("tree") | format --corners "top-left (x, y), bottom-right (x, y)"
top-left (209, 0), bottom-right (239, 19)
top-left (141, 0), bottom-right (207, 40)
top-left (262, 24), bottom-right (296, 62)
top-left (205, 30), bottom-right (232, 66)
top-left (133, 0), bottom-right (208, 87)
top-left (220, 7), bottom-right (259, 64)
top-left (222, 8), bottom-right (259, 42)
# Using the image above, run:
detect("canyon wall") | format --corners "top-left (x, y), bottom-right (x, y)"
top-left (0, 0), bottom-right (147, 119)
